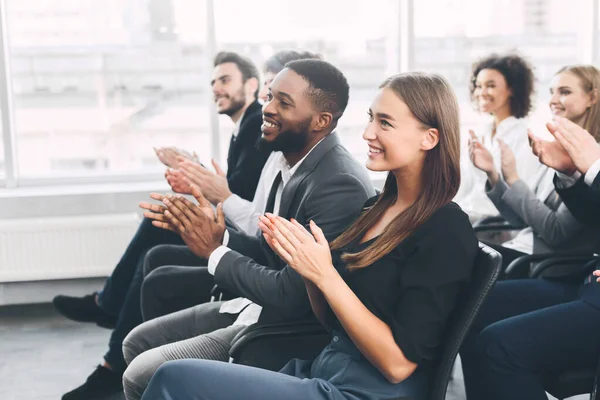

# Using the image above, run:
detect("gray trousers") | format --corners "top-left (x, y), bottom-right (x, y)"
top-left (122, 301), bottom-right (246, 400)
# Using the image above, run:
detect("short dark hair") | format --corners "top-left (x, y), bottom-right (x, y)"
top-left (264, 50), bottom-right (322, 75)
top-left (470, 53), bottom-right (535, 119)
top-left (284, 59), bottom-right (349, 125)
top-left (213, 51), bottom-right (260, 98)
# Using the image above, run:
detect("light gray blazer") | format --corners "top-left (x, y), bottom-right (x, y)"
top-left (486, 167), bottom-right (600, 254)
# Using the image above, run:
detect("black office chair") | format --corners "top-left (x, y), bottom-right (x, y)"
top-left (506, 252), bottom-right (600, 400)
top-left (472, 215), bottom-right (524, 232)
top-left (229, 243), bottom-right (502, 400)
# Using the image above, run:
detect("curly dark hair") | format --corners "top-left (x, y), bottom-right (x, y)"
top-left (469, 53), bottom-right (535, 118)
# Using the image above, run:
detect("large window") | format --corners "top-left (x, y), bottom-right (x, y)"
top-left (7, 0), bottom-right (211, 180)
top-left (414, 0), bottom-right (586, 135)
top-left (0, 0), bottom-right (598, 187)
top-left (214, 0), bottom-right (393, 166)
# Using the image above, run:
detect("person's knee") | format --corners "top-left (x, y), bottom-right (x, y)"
top-left (123, 346), bottom-right (166, 398)
top-left (478, 323), bottom-right (521, 371)
top-left (143, 245), bottom-right (174, 276)
top-left (123, 324), bottom-right (149, 365)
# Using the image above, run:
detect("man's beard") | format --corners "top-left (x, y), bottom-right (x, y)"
top-left (256, 118), bottom-right (311, 153)
top-left (218, 87), bottom-right (246, 117)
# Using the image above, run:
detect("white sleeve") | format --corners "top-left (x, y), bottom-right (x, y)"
top-left (584, 159), bottom-right (600, 186)
top-left (207, 245), bottom-right (232, 275)
top-left (222, 194), bottom-right (260, 236)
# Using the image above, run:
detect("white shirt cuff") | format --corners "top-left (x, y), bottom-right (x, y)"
top-left (207, 245), bottom-right (231, 275)
top-left (555, 171), bottom-right (582, 189)
top-left (222, 230), bottom-right (229, 246)
top-left (584, 159), bottom-right (600, 186)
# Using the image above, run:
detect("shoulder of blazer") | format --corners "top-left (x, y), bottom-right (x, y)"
top-left (293, 132), bottom-right (342, 176)
top-left (237, 100), bottom-right (263, 142)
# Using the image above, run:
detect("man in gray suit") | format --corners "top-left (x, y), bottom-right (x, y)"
top-left (121, 59), bottom-right (375, 400)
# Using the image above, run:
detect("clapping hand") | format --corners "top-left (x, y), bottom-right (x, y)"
top-left (528, 127), bottom-right (577, 175)
top-left (258, 214), bottom-right (336, 286)
top-left (179, 158), bottom-right (232, 205)
top-left (139, 185), bottom-right (225, 259)
top-left (155, 147), bottom-right (198, 169)
top-left (498, 139), bottom-right (519, 185)
top-left (165, 168), bottom-right (192, 194)
top-left (547, 117), bottom-right (600, 174)
top-left (469, 130), bottom-right (499, 185)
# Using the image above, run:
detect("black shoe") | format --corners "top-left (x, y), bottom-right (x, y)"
top-left (53, 292), bottom-right (117, 329)
top-left (62, 365), bottom-right (123, 400)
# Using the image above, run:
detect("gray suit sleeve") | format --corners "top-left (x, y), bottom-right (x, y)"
top-left (501, 179), bottom-right (584, 247)
top-left (214, 173), bottom-right (373, 319)
top-left (485, 179), bottom-right (526, 226)
top-left (225, 229), bottom-right (269, 266)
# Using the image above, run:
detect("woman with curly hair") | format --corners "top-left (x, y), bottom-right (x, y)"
top-left (459, 65), bottom-right (600, 400)
top-left (455, 53), bottom-right (542, 221)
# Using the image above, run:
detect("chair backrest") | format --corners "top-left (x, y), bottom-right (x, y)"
top-left (428, 243), bottom-right (502, 400)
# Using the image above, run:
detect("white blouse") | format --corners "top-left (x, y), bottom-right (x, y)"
top-left (454, 116), bottom-right (543, 219)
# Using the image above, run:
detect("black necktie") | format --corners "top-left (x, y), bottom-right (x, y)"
top-left (265, 171), bottom-right (283, 214)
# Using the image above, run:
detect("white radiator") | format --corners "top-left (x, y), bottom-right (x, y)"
top-left (0, 213), bottom-right (141, 282)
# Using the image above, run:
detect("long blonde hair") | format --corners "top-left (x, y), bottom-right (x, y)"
top-left (331, 72), bottom-right (461, 270)
top-left (556, 65), bottom-right (600, 139)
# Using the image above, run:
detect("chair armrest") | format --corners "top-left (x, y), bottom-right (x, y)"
top-left (505, 252), bottom-right (599, 278)
top-left (473, 215), bottom-right (507, 227)
top-left (531, 255), bottom-right (599, 279)
top-left (473, 223), bottom-right (523, 232)
top-left (229, 320), bottom-right (330, 371)
top-left (230, 320), bottom-right (326, 358)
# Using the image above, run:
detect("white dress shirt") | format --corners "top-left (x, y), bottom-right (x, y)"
top-left (454, 116), bottom-right (543, 219)
top-left (208, 139), bottom-right (324, 327)
top-left (222, 152), bottom-right (282, 236)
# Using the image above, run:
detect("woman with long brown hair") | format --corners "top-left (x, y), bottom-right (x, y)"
top-left (140, 72), bottom-right (478, 400)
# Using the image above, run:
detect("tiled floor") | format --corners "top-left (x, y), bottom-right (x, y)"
top-left (0, 303), bottom-right (589, 400)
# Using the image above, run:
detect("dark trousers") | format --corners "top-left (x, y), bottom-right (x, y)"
top-left (140, 245), bottom-right (213, 321)
top-left (96, 218), bottom-right (186, 372)
top-left (460, 278), bottom-right (600, 400)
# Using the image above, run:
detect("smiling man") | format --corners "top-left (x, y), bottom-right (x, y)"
top-left (121, 59), bottom-right (376, 399)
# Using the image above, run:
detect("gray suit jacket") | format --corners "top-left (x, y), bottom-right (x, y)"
top-left (213, 132), bottom-right (376, 324)
top-left (486, 172), bottom-right (600, 254)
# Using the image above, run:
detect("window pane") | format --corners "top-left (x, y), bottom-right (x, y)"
top-left (8, 0), bottom-right (211, 179)
top-left (214, 0), bottom-right (392, 168)
top-left (414, 0), bottom-right (586, 134)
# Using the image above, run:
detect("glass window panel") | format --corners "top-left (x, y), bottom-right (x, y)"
top-left (214, 0), bottom-right (392, 168)
top-left (414, 0), bottom-right (586, 135)
top-left (8, 0), bottom-right (211, 179)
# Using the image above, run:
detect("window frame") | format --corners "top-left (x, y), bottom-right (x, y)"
top-left (0, 0), bottom-right (599, 189)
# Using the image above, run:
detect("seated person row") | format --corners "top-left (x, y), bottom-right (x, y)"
top-left (469, 65), bottom-right (600, 271)
top-left (122, 60), bottom-right (376, 399)
top-left (137, 71), bottom-right (479, 399)
top-left (454, 53), bottom-right (542, 221)
top-left (138, 50), bottom-right (326, 322)
top-left (460, 69), bottom-right (600, 399)
top-left (53, 51), bottom-right (273, 400)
